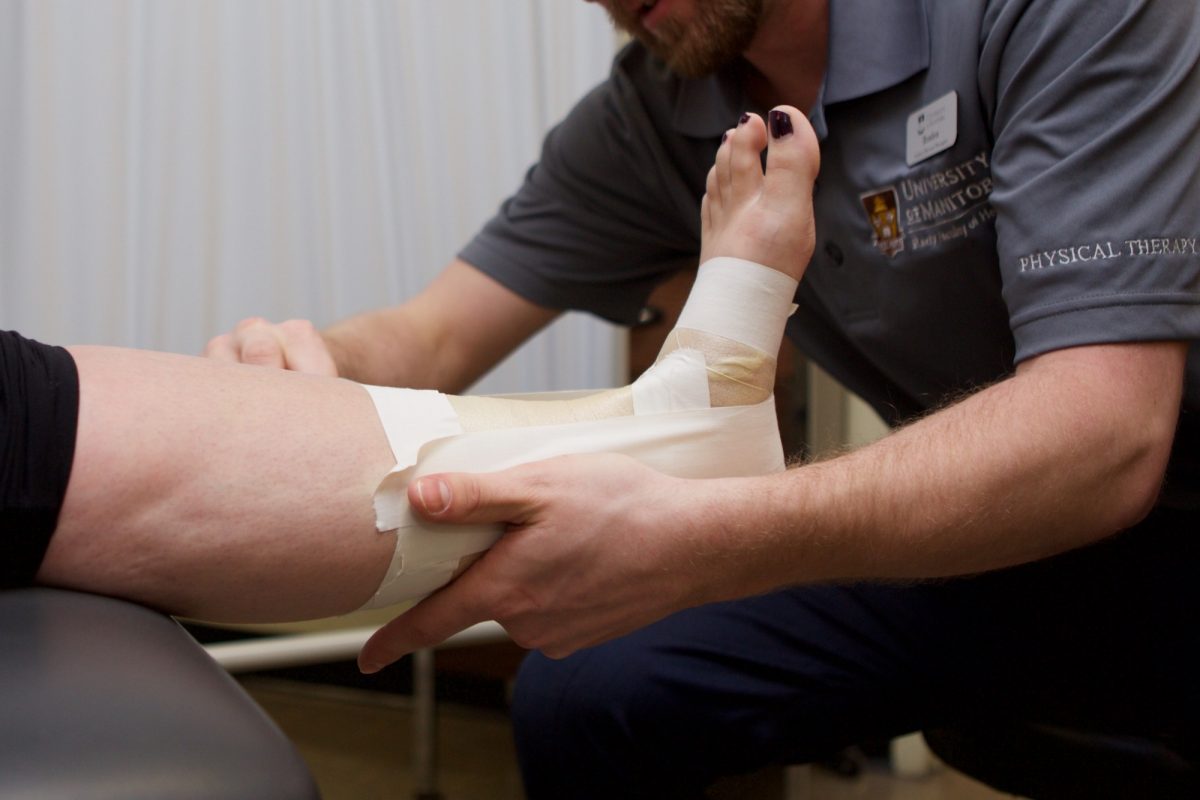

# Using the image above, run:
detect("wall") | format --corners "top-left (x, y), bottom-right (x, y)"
top-left (0, 0), bottom-right (621, 394)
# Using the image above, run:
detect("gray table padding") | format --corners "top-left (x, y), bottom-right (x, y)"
top-left (0, 588), bottom-right (320, 800)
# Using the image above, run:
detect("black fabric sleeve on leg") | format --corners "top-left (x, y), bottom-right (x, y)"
top-left (0, 331), bottom-right (80, 588)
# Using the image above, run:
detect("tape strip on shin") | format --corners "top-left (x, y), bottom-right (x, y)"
top-left (361, 386), bottom-right (468, 606)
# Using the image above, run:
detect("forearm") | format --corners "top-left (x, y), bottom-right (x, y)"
top-left (697, 342), bottom-right (1185, 600)
top-left (323, 304), bottom-right (445, 389)
top-left (324, 258), bottom-right (559, 392)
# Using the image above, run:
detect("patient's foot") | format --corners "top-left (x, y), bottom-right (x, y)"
top-left (654, 106), bottom-right (819, 406)
top-left (700, 106), bottom-right (819, 281)
top-left (449, 108), bottom-right (820, 428)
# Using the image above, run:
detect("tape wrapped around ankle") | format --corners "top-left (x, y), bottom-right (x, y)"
top-left (358, 256), bottom-right (798, 609)
top-left (630, 348), bottom-right (711, 414)
top-left (675, 257), bottom-right (799, 355)
top-left (360, 392), bottom-right (786, 610)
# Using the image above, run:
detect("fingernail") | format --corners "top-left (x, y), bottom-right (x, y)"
top-left (360, 661), bottom-right (382, 675)
top-left (738, 112), bottom-right (751, 126)
top-left (769, 109), bottom-right (794, 139)
top-left (416, 478), bottom-right (451, 515)
top-left (721, 130), bottom-right (729, 144)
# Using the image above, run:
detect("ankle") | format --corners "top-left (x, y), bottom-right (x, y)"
top-left (657, 329), bottom-right (776, 408)
top-left (675, 258), bottom-right (798, 358)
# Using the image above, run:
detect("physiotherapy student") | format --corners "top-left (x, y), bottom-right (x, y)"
top-left (118, 0), bottom-right (1200, 795)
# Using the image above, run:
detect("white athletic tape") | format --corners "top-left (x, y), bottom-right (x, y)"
top-left (630, 348), bottom-right (711, 415)
top-left (359, 385), bottom-right (471, 607)
top-left (676, 257), bottom-right (799, 355)
top-left (362, 396), bottom-right (786, 609)
top-left (362, 385), bottom-right (463, 471)
top-left (358, 256), bottom-right (797, 609)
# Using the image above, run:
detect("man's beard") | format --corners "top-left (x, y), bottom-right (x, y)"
top-left (607, 0), bottom-right (764, 78)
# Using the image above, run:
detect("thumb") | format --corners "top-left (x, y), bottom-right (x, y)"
top-left (407, 467), bottom-right (540, 525)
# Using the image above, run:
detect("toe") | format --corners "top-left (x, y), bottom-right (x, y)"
top-left (704, 161), bottom-right (722, 229)
top-left (764, 106), bottom-right (820, 198)
top-left (704, 163), bottom-right (720, 206)
top-left (729, 113), bottom-right (767, 203)
top-left (715, 128), bottom-right (737, 201)
top-left (701, 189), bottom-right (713, 236)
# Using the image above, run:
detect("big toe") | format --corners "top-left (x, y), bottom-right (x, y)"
top-left (764, 106), bottom-right (820, 198)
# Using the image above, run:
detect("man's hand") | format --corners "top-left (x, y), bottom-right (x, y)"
top-left (204, 317), bottom-right (339, 376)
top-left (357, 453), bottom-right (718, 673)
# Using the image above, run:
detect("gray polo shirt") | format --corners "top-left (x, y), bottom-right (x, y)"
top-left (461, 0), bottom-right (1200, 503)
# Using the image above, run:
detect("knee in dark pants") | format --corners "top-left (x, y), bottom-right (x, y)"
top-left (511, 646), bottom-right (715, 800)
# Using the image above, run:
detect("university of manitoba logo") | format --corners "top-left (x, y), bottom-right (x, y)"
top-left (860, 186), bottom-right (905, 257)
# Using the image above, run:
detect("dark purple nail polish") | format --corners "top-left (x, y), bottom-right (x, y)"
top-left (769, 109), bottom-right (794, 139)
top-left (738, 112), bottom-right (751, 126)
top-left (721, 130), bottom-right (729, 144)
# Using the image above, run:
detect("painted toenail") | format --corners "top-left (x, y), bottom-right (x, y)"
top-left (721, 130), bottom-right (729, 143)
top-left (769, 109), bottom-right (794, 139)
top-left (738, 112), bottom-right (751, 126)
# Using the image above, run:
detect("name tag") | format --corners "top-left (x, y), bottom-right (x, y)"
top-left (906, 91), bottom-right (957, 166)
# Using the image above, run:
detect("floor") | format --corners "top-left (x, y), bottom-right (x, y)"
top-left (241, 675), bottom-right (1011, 800)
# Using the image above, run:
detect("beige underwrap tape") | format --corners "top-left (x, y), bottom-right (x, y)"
top-left (630, 348), bottom-right (711, 415)
top-left (676, 257), bottom-right (799, 355)
top-left (362, 396), bottom-right (786, 609)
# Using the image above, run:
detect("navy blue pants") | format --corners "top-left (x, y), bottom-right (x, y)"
top-left (512, 509), bottom-right (1198, 798)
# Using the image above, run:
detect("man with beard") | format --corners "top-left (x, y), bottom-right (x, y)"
top-left (210, 1), bottom-right (1200, 796)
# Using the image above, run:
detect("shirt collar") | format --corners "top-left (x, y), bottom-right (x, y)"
top-left (672, 0), bottom-right (930, 139)
top-left (824, 0), bottom-right (930, 105)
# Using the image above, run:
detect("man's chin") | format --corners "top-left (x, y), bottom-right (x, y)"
top-left (636, 32), bottom-right (735, 78)
top-left (663, 55), bottom-right (733, 79)
top-left (608, 0), bottom-right (757, 79)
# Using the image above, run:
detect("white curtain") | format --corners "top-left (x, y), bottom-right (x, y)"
top-left (0, 0), bottom-right (622, 393)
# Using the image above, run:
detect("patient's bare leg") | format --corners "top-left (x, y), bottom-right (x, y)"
top-left (39, 349), bottom-right (397, 621)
